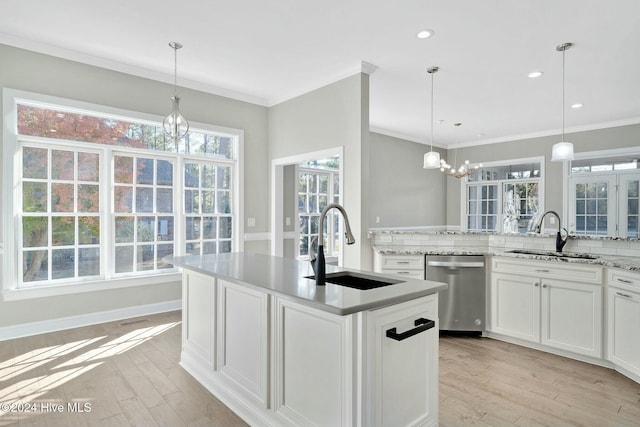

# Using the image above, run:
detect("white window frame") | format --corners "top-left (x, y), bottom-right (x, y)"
top-left (2, 88), bottom-right (244, 301)
top-left (295, 165), bottom-right (341, 260)
top-left (460, 156), bottom-right (545, 233)
top-left (564, 147), bottom-right (640, 237)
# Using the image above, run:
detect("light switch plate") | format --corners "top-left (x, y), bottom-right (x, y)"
top-left (248, 217), bottom-right (256, 227)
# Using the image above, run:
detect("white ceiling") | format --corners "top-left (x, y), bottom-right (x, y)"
top-left (1, 0), bottom-right (639, 148)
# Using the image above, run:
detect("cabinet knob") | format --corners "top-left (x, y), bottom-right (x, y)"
top-left (534, 283), bottom-right (539, 287)
top-left (542, 284), bottom-right (547, 288)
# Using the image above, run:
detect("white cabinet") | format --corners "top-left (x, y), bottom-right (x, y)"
top-left (181, 269), bottom-right (439, 426)
top-left (365, 294), bottom-right (438, 427)
top-left (607, 269), bottom-right (640, 380)
top-left (490, 257), bottom-right (603, 358)
top-left (373, 253), bottom-right (425, 280)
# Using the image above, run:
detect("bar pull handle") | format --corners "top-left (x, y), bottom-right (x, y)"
top-left (386, 318), bottom-right (435, 341)
top-left (617, 278), bottom-right (633, 284)
top-left (396, 271), bottom-right (411, 274)
top-left (396, 261), bottom-right (411, 264)
top-left (535, 269), bottom-right (550, 273)
top-left (616, 292), bottom-right (632, 298)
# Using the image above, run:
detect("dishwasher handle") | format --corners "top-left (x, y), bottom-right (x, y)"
top-left (427, 261), bottom-right (485, 268)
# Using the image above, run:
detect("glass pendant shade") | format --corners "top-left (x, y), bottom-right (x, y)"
top-left (551, 141), bottom-right (574, 161)
top-left (423, 151), bottom-right (441, 169)
top-left (163, 96), bottom-right (189, 141)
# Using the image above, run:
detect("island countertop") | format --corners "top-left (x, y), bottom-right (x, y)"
top-left (170, 252), bottom-right (447, 315)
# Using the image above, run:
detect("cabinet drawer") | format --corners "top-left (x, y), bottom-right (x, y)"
top-left (379, 255), bottom-right (424, 270)
top-left (608, 268), bottom-right (640, 290)
top-left (379, 269), bottom-right (424, 280)
top-left (492, 257), bottom-right (602, 284)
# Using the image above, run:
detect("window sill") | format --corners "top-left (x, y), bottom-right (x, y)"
top-left (1, 271), bottom-right (182, 302)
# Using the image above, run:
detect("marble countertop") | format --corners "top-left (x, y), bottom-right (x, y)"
top-left (373, 245), bottom-right (640, 272)
top-left (170, 253), bottom-right (447, 315)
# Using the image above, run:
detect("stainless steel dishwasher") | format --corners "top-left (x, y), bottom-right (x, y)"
top-left (425, 255), bottom-right (486, 332)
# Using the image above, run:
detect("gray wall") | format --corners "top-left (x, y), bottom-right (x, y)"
top-left (269, 73), bottom-right (371, 269)
top-left (369, 132), bottom-right (447, 227)
top-left (445, 124), bottom-right (640, 226)
top-left (0, 44), bottom-right (269, 328)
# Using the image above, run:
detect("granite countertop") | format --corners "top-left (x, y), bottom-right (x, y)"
top-left (373, 245), bottom-right (640, 272)
top-left (169, 253), bottom-right (447, 316)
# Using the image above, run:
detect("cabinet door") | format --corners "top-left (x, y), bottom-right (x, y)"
top-left (490, 272), bottom-right (540, 342)
top-left (608, 287), bottom-right (640, 375)
top-left (183, 271), bottom-right (216, 368)
top-left (217, 280), bottom-right (269, 408)
top-left (273, 298), bottom-right (353, 427)
top-left (367, 295), bottom-right (438, 427)
top-left (540, 279), bottom-right (602, 358)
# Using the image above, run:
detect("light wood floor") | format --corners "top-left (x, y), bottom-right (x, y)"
top-left (1, 312), bottom-right (639, 426)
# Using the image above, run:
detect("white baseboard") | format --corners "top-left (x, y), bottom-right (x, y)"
top-left (0, 299), bottom-right (181, 341)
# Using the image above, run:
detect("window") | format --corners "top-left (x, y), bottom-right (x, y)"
top-left (568, 152), bottom-right (640, 237)
top-left (3, 90), bottom-right (242, 297)
top-left (464, 159), bottom-right (543, 233)
top-left (297, 158), bottom-right (340, 259)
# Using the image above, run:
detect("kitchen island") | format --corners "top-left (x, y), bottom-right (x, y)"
top-left (170, 252), bottom-right (446, 427)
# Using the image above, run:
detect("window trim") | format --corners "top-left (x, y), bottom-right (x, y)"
top-left (460, 156), bottom-right (545, 233)
top-left (2, 88), bottom-right (244, 301)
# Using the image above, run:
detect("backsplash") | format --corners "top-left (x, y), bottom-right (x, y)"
top-left (368, 228), bottom-right (640, 258)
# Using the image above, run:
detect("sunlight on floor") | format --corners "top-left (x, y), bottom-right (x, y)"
top-left (0, 320), bottom-right (180, 423)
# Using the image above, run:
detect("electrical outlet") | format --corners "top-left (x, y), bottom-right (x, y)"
top-left (549, 216), bottom-right (556, 225)
top-left (285, 217), bottom-right (291, 226)
top-left (248, 217), bottom-right (256, 227)
top-left (376, 216), bottom-right (381, 224)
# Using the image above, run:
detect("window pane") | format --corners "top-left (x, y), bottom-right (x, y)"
top-left (218, 166), bottom-right (231, 189)
top-left (157, 244), bottom-right (173, 269)
top-left (136, 188), bottom-right (153, 213)
top-left (201, 190), bottom-right (215, 213)
top-left (77, 184), bottom-right (99, 212)
top-left (52, 150), bottom-right (74, 180)
top-left (202, 165), bottom-right (216, 188)
top-left (185, 189), bottom-right (199, 213)
top-left (114, 186), bottom-right (133, 213)
top-left (78, 216), bottom-right (99, 244)
top-left (217, 191), bottom-right (230, 213)
top-left (23, 217), bottom-right (48, 247)
top-left (115, 246), bottom-right (134, 273)
top-left (157, 216), bottom-right (174, 241)
top-left (186, 242), bottom-right (200, 255)
top-left (157, 188), bottom-right (173, 213)
top-left (52, 217), bottom-right (75, 246)
top-left (186, 217), bottom-right (201, 240)
top-left (79, 248), bottom-right (100, 277)
top-left (78, 153), bottom-right (99, 181)
top-left (219, 216), bottom-right (232, 239)
top-left (52, 249), bottom-right (74, 279)
top-left (137, 245), bottom-right (155, 271)
top-left (115, 217), bottom-right (134, 243)
top-left (136, 158), bottom-right (154, 185)
top-left (157, 160), bottom-right (173, 185)
top-left (23, 250), bottom-right (48, 282)
top-left (185, 163), bottom-right (199, 187)
top-left (52, 183), bottom-right (74, 212)
top-left (114, 156), bottom-right (134, 184)
top-left (203, 217), bottom-right (217, 239)
top-left (137, 217), bottom-right (155, 242)
top-left (23, 147), bottom-right (48, 179)
top-left (203, 242), bottom-right (217, 255)
top-left (23, 182), bottom-right (48, 212)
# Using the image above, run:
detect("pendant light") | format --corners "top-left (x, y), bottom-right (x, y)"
top-left (423, 66), bottom-right (441, 169)
top-left (551, 42), bottom-right (574, 162)
top-left (163, 42), bottom-right (190, 144)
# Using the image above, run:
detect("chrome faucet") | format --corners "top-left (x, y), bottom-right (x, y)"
top-left (535, 210), bottom-right (568, 252)
top-left (309, 203), bottom-right (355, 286)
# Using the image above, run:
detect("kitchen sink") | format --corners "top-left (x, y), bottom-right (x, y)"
top-left (305, 271), bottom-right (403, 290)
top-left (507, 249), bottom-right (598, 260)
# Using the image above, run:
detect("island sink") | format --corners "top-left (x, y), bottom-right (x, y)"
top-left (305, 271), bottom-right (403, 290)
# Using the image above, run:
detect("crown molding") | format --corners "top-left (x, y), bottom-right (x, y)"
top-left (0, 33), bottom-right (270, 106)
top-left (369, 126), bottom-right (447, 149)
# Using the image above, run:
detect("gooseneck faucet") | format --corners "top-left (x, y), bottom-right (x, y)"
top-left (535, 210), bottom-right (568, 252)
top-left (309, 203), bottom-right (356, 286)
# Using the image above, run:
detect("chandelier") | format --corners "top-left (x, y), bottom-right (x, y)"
top-left (439, 123), bottom-right (482, 178)
top-left (163, 42), bottom-right (189, 144)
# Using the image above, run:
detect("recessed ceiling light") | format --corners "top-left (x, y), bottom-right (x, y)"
top-left (528, 71), bottom-right (543, 79)
top-left (571, 103), bottom-right (583, 109)
top-left (417, 29), bottom-right (435, 39)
